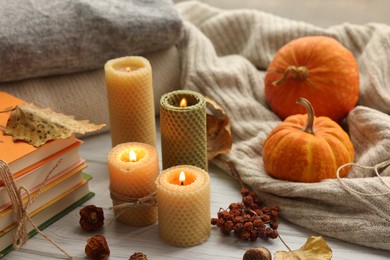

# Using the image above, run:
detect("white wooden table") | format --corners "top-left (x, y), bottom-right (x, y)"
top-left (5, 121), bottom-right (390, 259)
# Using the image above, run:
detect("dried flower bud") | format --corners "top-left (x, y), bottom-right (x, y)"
top-left (243, 247), bottom-right (272, 260)
top-left (211, 218), bottom-right (219, 225)
top-left (240, 230), bottom-right (251, 240)
top-left (241, 188), bottom-right (250, 196)
top-left (129, 252), bottom-right (148, 260)
top-left (270, 221), bottom-right (279, 230)
top-left (243, 221), bottom-right (253, 231)
top-left (79, 205), bottom-right (104, 232)
top-left (261, 214), bottom-right (270, 223)
top-left (85, 234), bottom-right (110, 260)
top-left (216, 218), bottom-right (225, 228)
top-left (243, 196), bottom-right (254, 207)
top-left (234, 222), bottom-right (244, 233)
top-left (249, 229), bottom-right (258, 241)
top-left (265, 227), bottom-right (278, 239)
top-left (218, 210), bottom-right (229, 220)
top-left (223, 220), bottom-right (234, 233)
top-left (253, 218), bottom-right (264, 228)
top-left (262, 206), bottom-right (271, 214)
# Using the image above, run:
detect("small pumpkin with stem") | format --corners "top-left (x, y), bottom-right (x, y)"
top-left (264, 36), bottom-right (359, 122)
top-left (262, 97), bottom-right (354, 182)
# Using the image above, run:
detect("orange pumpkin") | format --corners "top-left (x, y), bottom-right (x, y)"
top-left (264, 36), bottom-right (359, 122)
top-left (262, 98), bottom-right (354, 182)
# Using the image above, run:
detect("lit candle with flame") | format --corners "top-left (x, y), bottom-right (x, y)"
top-left (129, 149), bottom-right (137, 162)
top-left (160, 90), bottom-right (207, 171)
top-left (108, 142), bottom-right (159, 226)
top-left (179, 97), bottom-right (187, 108)
top-left (105, 56), bottom-right (156, 147)
top-left (179, 171), bottom-right (185, 185)
top-left (156, 165), bottom-right (210, 247)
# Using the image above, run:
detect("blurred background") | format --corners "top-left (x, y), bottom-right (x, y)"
top-left (173, 0), bottom-right (389, 27)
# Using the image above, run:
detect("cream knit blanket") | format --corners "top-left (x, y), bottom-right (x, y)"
top-left (175, 1), bottom-right (390, 251)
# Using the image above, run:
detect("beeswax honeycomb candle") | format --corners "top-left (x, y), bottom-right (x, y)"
top-left (160, 90), bottom-right (207, 171)
top-left (108, 142), bottom-right (159, 226)
top-left (156, 165), bottom-right (210, 247)
top-left (105, 56), bottom-right (156, 147)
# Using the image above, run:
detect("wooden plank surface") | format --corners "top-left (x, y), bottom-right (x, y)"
top-left (5, 120), bottom-right (389, 259)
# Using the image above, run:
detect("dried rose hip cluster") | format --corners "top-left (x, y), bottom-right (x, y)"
top-left (211, 187), bottom-right (279, 241)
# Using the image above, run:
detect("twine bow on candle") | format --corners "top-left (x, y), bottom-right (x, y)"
top-left (109, 189), bottom-right (157, 210)
top-left (0, 160), bottom-right (73, 259)
top-left (108, 189), bottom-right (157, 225)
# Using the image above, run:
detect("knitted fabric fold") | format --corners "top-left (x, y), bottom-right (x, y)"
top-left (175, 1), bottom-right (390, 250)
top-left (0, 0), bottom-right (183, 82)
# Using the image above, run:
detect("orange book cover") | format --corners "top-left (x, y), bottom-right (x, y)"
top-left (0, 91), bottom-right (77, 174)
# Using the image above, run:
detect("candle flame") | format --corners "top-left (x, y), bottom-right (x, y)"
top-left (129, 149), bottom-right (137, 162)
top-left (179, 171), bottom-right (186, 185)
top-left (126, 67), bottom-right (131, 72)
top-left (179, 97), bottom-right (187, 108)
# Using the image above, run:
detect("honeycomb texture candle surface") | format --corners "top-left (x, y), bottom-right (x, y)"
top-left (160, 90), bottom-right (207, 170)
top-left (156, 165), bottom-right (210, 247)
top-left (108, 142), bottom-right (159, 226)
top-left (105, 56), bottom-right (156, 147)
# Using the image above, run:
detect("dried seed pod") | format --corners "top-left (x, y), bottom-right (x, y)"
top-left (243, 247), bottom-right (272, 260)
top-left (129, 252), bottom-right (148, 260)
top-left (79, 205), bottom-right (105, 232)
top-left (85, 234), bottom-right (110, 260)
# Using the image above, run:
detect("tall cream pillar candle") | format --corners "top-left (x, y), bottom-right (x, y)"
top-left (156, 165), bottom-right (210, 247)
top-left (105, 56), bottom-right (156, 147)
top-left (160, 90), bottom-right (207, 171)
top-left (108, 142), bottom-right (159, 226)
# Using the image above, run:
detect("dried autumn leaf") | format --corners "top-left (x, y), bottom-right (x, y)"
top-left (274, 236), bottom-right (332, 260)
top-left (206, 96), bottom-right (233, 160)
top-left (3, 104), bottom-right (105, 147)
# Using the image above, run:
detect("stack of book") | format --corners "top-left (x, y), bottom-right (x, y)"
top-left (0, 91), bottom-right (94, 256)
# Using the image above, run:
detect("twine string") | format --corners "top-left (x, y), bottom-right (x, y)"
top-left (336, 158), bottom-right (390, 196)
top-left (110, 189), bottom-right (158, 209)
top-left (0, 159), bottom-right (73, 259)
top-left (108, 189), bottom-right (157, 225)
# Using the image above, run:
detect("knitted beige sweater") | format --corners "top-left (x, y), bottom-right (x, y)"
top-left (175, 1), bottom-right (390, 251)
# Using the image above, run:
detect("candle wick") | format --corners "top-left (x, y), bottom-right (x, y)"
top-left (180, 181), bottom-right (184, 186)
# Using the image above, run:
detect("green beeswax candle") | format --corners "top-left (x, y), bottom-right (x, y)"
top-left (160, 90), bottom-right (207, 171)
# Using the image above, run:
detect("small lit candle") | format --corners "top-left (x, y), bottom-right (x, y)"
top-left (179, 97), bottom-right (187, 108)
top-left (105, 56), bottom-right (156, 147)
top-left (179, 171), bottom-right (185, 185)
top-left (156, 165), bottom-right (210, 247)
top-left (160, 90), bottom-right (207, 171)
top-left (108, 142), bottom-right (159, 226)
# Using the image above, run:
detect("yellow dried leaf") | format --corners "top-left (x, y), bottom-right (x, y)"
top-left (4, 104), bottom-right (105, 147)
top-left (206, 97), bottom-right (233, 160)
top-left (274, 236), bottom-right (332, 260)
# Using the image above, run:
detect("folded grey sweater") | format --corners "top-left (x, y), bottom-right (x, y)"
top-left (0, 0), bottom-right (182, 82)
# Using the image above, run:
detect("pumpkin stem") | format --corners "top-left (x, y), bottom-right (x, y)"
top-left (297, 97), bottom-right (315, 134)
top-left (272, 65), bottom-right (309, 86)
